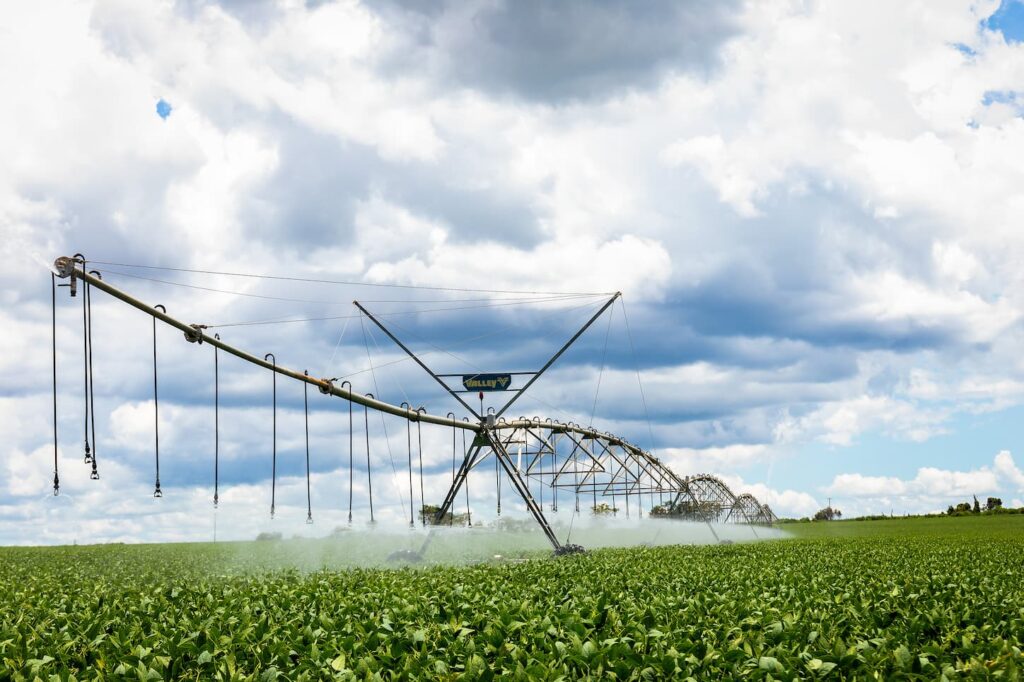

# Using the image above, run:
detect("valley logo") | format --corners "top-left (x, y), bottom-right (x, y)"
top-left (462, 373), bottom-right (512, 391)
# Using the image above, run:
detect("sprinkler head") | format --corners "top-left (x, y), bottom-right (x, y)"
top-left (553, 543), bottom-right (585, 557)
top-left (89, 470), bottom-right (99, 481)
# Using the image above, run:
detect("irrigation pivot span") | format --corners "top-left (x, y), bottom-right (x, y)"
top-left (48, 255), bottom-right (776, 555)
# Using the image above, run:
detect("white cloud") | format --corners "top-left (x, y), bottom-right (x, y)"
top-left (775, 394), bottom-right (950, 447)
top-left (661, 443), bottom-right (769, 474)
top-left (825, 450), bottom-right (1021, 502)
top-left (716, 473), bottom-right (819, 518)
top-left (994, 450), bottom-right (1024, 490)
top-left (3, 0), bottom-right (1024, 544)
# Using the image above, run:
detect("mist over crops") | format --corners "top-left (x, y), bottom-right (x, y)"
top-left (225, 516), bottom-right (787, 571)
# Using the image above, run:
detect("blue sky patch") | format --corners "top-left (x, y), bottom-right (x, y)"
top-left (985, 0), bottom-right (1024, 42)
top-left (982, 89), bottom-right (1019, 105)
top-left (156, 98), bottom-right (172, 120)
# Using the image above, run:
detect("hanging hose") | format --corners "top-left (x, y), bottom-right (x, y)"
top-left (73, 255), bottom-right (91, 467)
top-left (365, 395), bottom-right (375, 523)
top-left (86, 271), bottom-right (101, 480)
top-left (402, 402), bottom-right (414, 527)
top-left (152, 304), bottom-right (165, 498)
top-left (304, 370), bottom-right (313, 524)
top-left (213, 334), bottom-right (220, 508)
top-left (533, 416), bottom-right (543, 512)
top-left (495, 440), bottom-right (501, 516)
top-left (572, 437), bottom-right (580, 513)
top-left (416, 407), bottom-right (426, 527)
top-left (447, 412), bottom-right (456, 526)
top-left (550, 423), bottom-right (558, 512)
top-left (80, 264), bottom-right (91, 465)
top-left (463, 418), bottom-right (471, 526)
top-left (342, 381), bottom-right (353, 525)
top-left (630, 461), bottom-right (636, 517)
top-left (51, 273), bottom-right (59, 496)
top-left (624, 476), bottom-right (630, 518)
top-left (265, 353), bottom-right (276, 518)
top-left (586, 433), bottom-right (596, 516)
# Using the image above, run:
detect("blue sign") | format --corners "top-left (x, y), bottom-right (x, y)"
top-left (462, 373), bottom-right (512, 391)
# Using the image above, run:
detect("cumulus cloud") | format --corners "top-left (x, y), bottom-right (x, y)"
top-left (716, 474), bottom-right (819, 518)
top-left (3, 0), bottom-right (1024, 543)
top-left (825, 450), bottom-right (1022, 502)
top-left (376, 0), bottom-right (743, 102)
top-left (994, 450), bottom-right (1024, 490)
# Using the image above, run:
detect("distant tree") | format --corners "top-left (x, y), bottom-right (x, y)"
top-left (255, 531), bottom-right (282, 541)
top-left (420, 504), bottom-right (471, 526)
top-left (954, 502), bottom-right (972, 513)
top-left (591, 502), bottom-right (618, 516)
top-left (813, 506), bottom-right (841, 521)
top-left (986, 497), bottom-right (1003, 511)
top-left (946, 505), bottom-right (955, 515)
top-left (648, 500), bottom-right (719, 520)
top-left (649, 504), bottom-right (672, 517)
top-left (973, 495), bottom-right (981, 514)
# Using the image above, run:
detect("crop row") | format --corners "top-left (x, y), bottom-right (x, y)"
top-left (2, 524), bottom-right (1023, 679)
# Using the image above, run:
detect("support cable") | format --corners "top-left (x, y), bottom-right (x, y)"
top-left (51, 273), bottom-right (59, 496)
top-left (100, 269), bottom-right (598, 308)
top-left (87, 260), bottom-right (612, 296)
top-left (152, 304), bottom-right (166, 498)
top-left (265, 353), bottom-right (277, 518)
top-left (325, 314), bottom-right (352, 372)
top-left (213, 334), bottom-right (220, 508)
top-left (206, 294), bottom-right (600, 328)
top-left (86, 272), bottom-right (100, 480)
top-left (359, 315), bottom-right (408, 519)
top-left (303, 370), bottom-right (313, 524)
top-left (620, 297), bottom-right (658, 461)
top-left (588, 306), bottom-right (614, 429)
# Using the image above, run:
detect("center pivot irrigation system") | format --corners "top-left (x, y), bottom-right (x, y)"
top-left (48, 254), bottom-right (776, 557)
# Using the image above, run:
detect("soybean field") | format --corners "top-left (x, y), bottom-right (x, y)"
top-left (2, 515), bottom-right (1023, 679)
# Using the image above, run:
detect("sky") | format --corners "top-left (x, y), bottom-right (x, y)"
top-left (3, 0), bottom-right (1024, 545)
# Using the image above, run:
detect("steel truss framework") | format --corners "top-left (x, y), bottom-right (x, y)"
top-left (52, 257), bottom-right (777, 555)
